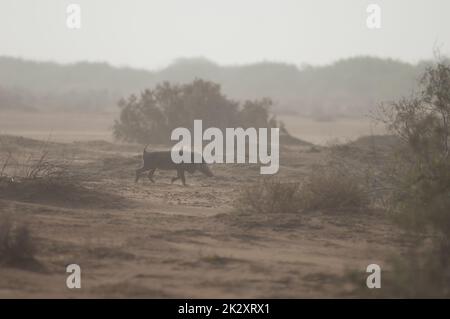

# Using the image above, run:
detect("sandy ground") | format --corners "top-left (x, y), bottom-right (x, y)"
top-left (0, 111), bottom-right (115, 142)
top-left (0, 130), bottom-right (404, 298)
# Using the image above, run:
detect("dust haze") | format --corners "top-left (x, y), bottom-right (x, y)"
top-left (1, 0), bottom-right (450, 298)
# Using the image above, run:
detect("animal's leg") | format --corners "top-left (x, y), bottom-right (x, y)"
top-left (179, 169), bottom-right (186, 186)
top-left (171, 170), bottom-right (180, 184)
top-left (147, 168), bottom-right (156, 183)
top-left (171, 169), bottom-right (186, 185)
top-left (135, 167), bottom-right (146, 183)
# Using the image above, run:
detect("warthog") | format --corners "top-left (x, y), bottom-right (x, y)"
top-left (135, 147), bottom-right (213, 185)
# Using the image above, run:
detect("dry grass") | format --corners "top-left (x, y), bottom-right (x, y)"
top-left (235, 178), bottom-right (301, 215)
top-left (0, 138), bottom-right (73, 181)
top-left (235, 167), bottom-right (369, 217)
top-left (299, 167), bottom-right (370, 212)
top-left (0, 136), bottom-right (129, 209)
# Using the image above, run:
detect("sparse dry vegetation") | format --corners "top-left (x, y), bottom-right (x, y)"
top-left (235, 178), bottom-right (301, 215)
top-left (379, 60), bottom-right (450, 239)
top-left (0, 136), bottom-right (73, 181)
top-left (344, 59), bottom-right (450, 297)
top-left (0, 136), bottom-right (129, 208)
top-left (0, 138), bottom-right (77, 203)
top-left (235, 163), bottom-right (370, 216)
top-left (298, 166), bottom-right (370, 212)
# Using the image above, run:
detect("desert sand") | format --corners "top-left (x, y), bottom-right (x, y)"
top-left (0, 112), bottom-right (401, 298)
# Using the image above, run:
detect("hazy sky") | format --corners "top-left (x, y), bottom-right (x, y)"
top-left (1, 0), bottom-right (449, 69)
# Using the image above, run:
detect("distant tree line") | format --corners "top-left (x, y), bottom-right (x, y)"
top-left (0, 56), bottom-right (431, 116)
top-left (0, 86), bottom-right (36, 111)
top-left (113, 79), bottom-right (283, 144)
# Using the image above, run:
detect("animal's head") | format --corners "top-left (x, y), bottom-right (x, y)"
top-left (198, 164), bottom-right (214, 177)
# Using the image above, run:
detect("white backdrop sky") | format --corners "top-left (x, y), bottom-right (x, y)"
top-left (1, 0), bottom-right (449, 69)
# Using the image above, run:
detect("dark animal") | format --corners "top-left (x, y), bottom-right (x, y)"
top-left (135, 147), bottom-right (213, 185)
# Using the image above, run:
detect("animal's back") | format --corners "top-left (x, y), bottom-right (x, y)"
top-left (144, 151), bottom-right (177, 169)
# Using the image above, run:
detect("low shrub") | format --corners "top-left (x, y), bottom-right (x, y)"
top-left (235, 178), bottom-right (301, 215)
top-left (299, 167), bottom-right (370, 212)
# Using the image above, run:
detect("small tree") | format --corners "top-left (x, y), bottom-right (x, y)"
top-left (113, 79), bottom-right (282, 144)
top-left (347, 60), bottom-right (450, 298)
top-left (380, 60), bottom-right (450, 246)
top-left (113, 89), bottom-right (172, 144)
top-left (239, 98), bottom-right (274, 127)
